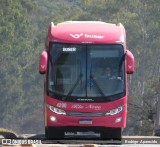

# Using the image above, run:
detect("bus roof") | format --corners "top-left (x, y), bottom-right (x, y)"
top-left (47, 21), bottom-right (126, 45)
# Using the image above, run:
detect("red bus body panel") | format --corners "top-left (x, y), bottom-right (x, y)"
top-left (47, 22), bottom-right (126, 47)
top-left (42, 21), bottom-right (132, 131)
top-left (45, 95), bottom-right (127, 128)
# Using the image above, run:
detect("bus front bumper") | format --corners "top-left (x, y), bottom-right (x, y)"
top-left (45, 106), bottom-right (126, 128)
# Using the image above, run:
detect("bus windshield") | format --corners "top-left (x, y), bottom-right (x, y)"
top-left (47, 43), bottom-right (125, 102)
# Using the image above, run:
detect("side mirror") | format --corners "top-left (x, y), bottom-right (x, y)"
top-left (126, 50), bottom-right (134, 74)
top-left (39, 50), bottom-right (48, 74)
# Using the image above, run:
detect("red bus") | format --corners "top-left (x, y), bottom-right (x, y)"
top-left (39, 21), bottom-right (134, 139)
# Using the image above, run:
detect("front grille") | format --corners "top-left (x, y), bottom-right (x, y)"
top-left (67, 112), bottom-right (105, 117)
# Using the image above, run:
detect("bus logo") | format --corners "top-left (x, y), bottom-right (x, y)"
top-left (70, 33), bottom-right (104, 39)
top-left (70, 33), bottom-right (83, 38)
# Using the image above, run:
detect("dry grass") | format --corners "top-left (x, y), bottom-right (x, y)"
top-left (0, 128), bottom-right (17, 138)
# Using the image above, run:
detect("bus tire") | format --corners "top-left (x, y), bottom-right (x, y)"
top-left (45, 127), bottom-right (64, 139)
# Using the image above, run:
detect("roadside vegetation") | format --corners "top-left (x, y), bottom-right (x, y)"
top-left (0, 0), bottom-right (159, 135)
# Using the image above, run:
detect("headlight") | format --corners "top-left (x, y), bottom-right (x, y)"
top-left (105, 105), bottom-right (125, 116)
top-left (47, 104), bottom-right (66, 115)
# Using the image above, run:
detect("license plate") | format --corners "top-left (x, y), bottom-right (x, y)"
top-left (79, 119), bottom-right (92, 125)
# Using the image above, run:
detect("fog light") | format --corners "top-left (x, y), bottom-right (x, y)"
top-left (115, 117), bottom-right (122, 123)
top-left (50, 116), bottom-right (56, 122)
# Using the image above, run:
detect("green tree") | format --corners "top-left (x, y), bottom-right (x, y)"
top-left (0, 0), bottom-right (159, 135)
top-left (0, 0), bottom-right (40, 133)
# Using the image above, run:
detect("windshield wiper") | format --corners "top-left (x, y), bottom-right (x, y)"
top-left (90, 74), bottom-right (105, 97)
top-left (89, 57), bottom-right (105, 97)
top-left (64, 73), bottom-right (83, 101)
top-left (64, 55), bottom-right (84, 101)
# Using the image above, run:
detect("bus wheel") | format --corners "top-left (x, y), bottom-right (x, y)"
top-left (101, 128), bottom-right (122, 140)
top-left (45, 127), bottom-right (64, 139)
